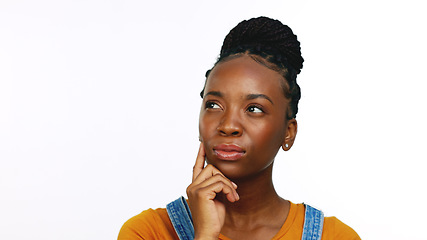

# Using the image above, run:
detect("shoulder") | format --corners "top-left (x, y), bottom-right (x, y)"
top-left (322, 216), bottom-right (361, 240)
top-left (294, 203), bottom-right (361, 240)
top-left (118, 208), bottom-right (178, 240)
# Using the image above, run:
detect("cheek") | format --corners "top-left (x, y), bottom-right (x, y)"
top-left (252, 121), bottom-right (286, 150)
top-left (198, 115), bottom-right (218, 163)
top-left (198, 112), bottom-right (214, 142)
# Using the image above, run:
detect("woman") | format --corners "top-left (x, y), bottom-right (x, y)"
top-left (118, 16), bottom-right (360, 240)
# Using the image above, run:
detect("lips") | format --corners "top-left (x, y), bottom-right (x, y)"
top-left (213, 144), bottom-right (245, 161)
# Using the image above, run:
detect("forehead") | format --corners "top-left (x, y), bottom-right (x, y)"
top-left (205, 55), bottom-right (286, 99)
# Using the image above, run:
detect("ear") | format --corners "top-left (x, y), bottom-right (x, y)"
top-left (282, 118), bottom-right (297, 151)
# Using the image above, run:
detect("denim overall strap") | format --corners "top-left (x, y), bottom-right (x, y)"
top-left (301, 204), bottom-right (324, 240)
top-left (166, 196), bottom-right (195, 240)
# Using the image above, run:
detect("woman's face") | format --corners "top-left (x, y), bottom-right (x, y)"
top-left (199, 55), bottom-right (296, 180)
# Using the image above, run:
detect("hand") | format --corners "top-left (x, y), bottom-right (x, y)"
top-left (186, 143), bottom-right (239, 240)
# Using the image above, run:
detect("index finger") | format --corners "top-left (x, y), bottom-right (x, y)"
top-left (192, 142), bottom-right (206, 181)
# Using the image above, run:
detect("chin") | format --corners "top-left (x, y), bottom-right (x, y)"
top-left (209, 161), bottom-right (251, 180)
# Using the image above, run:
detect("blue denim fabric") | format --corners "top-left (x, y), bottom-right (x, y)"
top-left (167, 196), bottom-right (324, 240)
top-left (166, 196), bottom-right (195, 240)
top-left (301, 204), bottom-right (324, 240)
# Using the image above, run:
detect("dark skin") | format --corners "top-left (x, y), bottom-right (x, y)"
top-left (186, 55), bottom-right (298, 240)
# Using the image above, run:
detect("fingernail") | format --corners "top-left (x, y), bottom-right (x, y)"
top-left (231, 182), bottom-right (238, 189)
top-left (235, 191), bottom-right (239, 201)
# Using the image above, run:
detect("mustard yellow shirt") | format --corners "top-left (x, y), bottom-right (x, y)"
top-left (118, 201), bottom-right (360, 240)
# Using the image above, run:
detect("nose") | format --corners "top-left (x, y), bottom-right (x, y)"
top-left (217, 110), bottom-right (242, 137)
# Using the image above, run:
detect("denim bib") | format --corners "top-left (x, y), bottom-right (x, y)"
top-left (167, 196), bottom-right (324, 240)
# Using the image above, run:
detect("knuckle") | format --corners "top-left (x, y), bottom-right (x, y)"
top-left (186, 183), bottom-right (197, 195)
top-left (212, 174), bottom-right (223, 181)
top-left (186, 185), bottom-right (192, 194)
top-left (215, 181), bottom-right (225, 188)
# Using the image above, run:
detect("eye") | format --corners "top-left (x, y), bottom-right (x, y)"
top-left (205, 101), bottom-right (221, 109)
top-left (247, 105), bottom-right (264, 113)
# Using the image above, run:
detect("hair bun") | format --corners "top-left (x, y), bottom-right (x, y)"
top-left (220, 16), bottom-right (304, 74)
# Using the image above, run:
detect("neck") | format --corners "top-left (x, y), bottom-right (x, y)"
top-left (218, 165), bottom-right (287, 228)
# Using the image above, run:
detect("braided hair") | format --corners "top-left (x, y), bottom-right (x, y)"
top-left (201, 16), bottom-right (304, 119)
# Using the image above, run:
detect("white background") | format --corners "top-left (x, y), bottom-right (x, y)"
top-left (1, 0), bottom-right (426, 239)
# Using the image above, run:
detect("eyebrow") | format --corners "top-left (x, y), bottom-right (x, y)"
top-left (247, 93), bottom-right (274, 105)
top-left (205, 91), bottom-right (223, 97)
top-left (205, 91), bottom-right (274, 104)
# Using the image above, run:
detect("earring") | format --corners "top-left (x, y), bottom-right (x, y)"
top-left (285, 143), bottom-right (289, 148)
